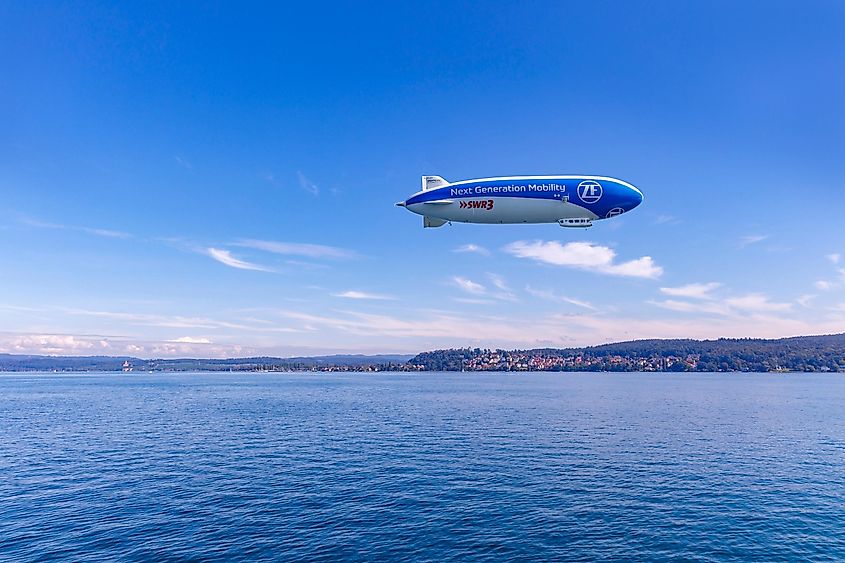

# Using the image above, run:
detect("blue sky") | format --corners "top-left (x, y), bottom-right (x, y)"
top-left (2, 1), bottom-right (844, 357)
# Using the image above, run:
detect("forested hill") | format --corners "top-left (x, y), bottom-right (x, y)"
top-left (408, 333), bottom-right (845, 372)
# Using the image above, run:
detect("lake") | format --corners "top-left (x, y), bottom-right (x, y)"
top-left (1, 372), bottom-right (844, 561)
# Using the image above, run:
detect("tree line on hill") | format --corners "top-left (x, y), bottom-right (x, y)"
top-left (407, 333), bottom-right (845, 372)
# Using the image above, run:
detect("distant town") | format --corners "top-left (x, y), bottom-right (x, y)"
top-left (2, 333), bottom-right (845, 373)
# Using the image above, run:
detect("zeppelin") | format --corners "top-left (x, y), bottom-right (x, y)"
top-left (396, 175), bottom-right (643, 228)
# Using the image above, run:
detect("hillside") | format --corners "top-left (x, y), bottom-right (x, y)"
top-left (408, 333), bottom-right (845, 372)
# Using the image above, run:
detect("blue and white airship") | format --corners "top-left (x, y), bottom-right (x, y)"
top-left (397, 175), bottom-right (643, 228)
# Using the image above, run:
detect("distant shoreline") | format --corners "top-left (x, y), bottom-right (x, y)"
top-left (3, 332), bottom-right (844, 373)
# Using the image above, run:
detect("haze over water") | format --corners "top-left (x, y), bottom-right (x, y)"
top-left (2, 372), bottom-right (844, 561)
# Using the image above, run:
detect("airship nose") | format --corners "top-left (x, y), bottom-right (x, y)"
top-left (395, 201), bottom-right (406, 207)
top-left (629, 185), bottom-right (644, 209)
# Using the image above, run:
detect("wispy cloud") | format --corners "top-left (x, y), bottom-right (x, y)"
top-left (174, 155), bottom-right (193, 170)
top-left (504, 240), bottom-right (663, 279)
top-left (66, 307), bottom-right (255, 330)
top-left (452, 276), bottom-right (486, 295)
top-left (525, 286), bottom-right (596, 310)
top-left (82, 227), bottom-right (130, 238)
top-left (274, 306), bottom-right (845, 351)
top-left (725, 293), bottom-right (792, 312)
top-left (659, 282), bottom-right (721, 299)
top-left (453, 244), bottom-right (490, 256)
top-left (450, 275), bottom-right (516, 301)
top-left (487, 273), bottom-right (510, 292)
top-left (297, 171), bottom-right (319, 196)
top-left (19, 216), bottom-right (131, 239)
top-left (739, 234), bottom-right (769, 248)
top-left (486, 273), bottom-right (518, 301)
top-left (205, 248), bottom-right (273, 272)
top-left (4, 299), bottom-right (845, 357)
top-left (331, 290), bottom-right (397, 301)
top-left (797, 294), bottom-right (816, 307)
top-left (816, 280), bottom-right (834, 291)
top-left (452, 297), bottom-right (496, 305)
top-left (827, 253), bottom-right (841, 264)
top-left (654, 214), bottom-right (681, 225)
top-left (235, 239), bottom-right (356, 260)
top-left (650, 299), bottom-right (732, 315)
top-left (651, 292), bottom-right (792, 315)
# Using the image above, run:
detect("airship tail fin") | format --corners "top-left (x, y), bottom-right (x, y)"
top-left (424, 216), bottom-right (448, 228)
top-left (422, 175), bottom-right (449, 191)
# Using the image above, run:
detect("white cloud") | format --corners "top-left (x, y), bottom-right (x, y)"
top-left (332, 291), bottom-right (397, 301)
top-left (168, 336), bottom-right (211, 344)
top-left (739, 234), bottom-right (769, 247)
top-left (452, 276), bottom-right (486, 295)
top-left (5, 334), bottom-right (98, 355)
top-left (453, 244), bottom-right (490, 256)
top-left (560, 297), bottom-right (595, 310)
top-left (0, 330), bottom-right (272, 358)
top-left (236, 239), bottom-right (356, 259)
top-left (827, 253), bottom-right (841, 264)
top-left (525, 286), bottom-right (596, 310)
top-left (297, 171), bottom-right (319, 196)
top-left (205, 248), bottom-right (272, 272)
top-left (504, 240), bottom-right (663, 279)
top-left (659, 282), bottom-right (721, 299)
top-left (813, 267), bottom-right (845, 292)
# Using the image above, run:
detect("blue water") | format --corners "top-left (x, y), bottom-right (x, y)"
top-left (1, 373), bottom-right (845, 561)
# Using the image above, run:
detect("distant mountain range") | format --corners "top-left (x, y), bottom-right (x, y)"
top-left (2, 333), bottom-right (845, 372)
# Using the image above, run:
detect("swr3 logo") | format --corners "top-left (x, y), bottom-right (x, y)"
top-left (459, 200), bottom-right (494, 210)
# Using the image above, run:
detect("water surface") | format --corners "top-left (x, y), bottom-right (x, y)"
top-left (1, 372), bottom-right (844, 561)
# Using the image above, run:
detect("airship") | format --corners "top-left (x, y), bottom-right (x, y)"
top-left (396, 175), bottom-right (643, 228)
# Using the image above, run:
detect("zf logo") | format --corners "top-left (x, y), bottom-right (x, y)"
top-left (577, 180), bottom-right (603, 204)
top-left (460, 200), bottom-right (494, 210)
